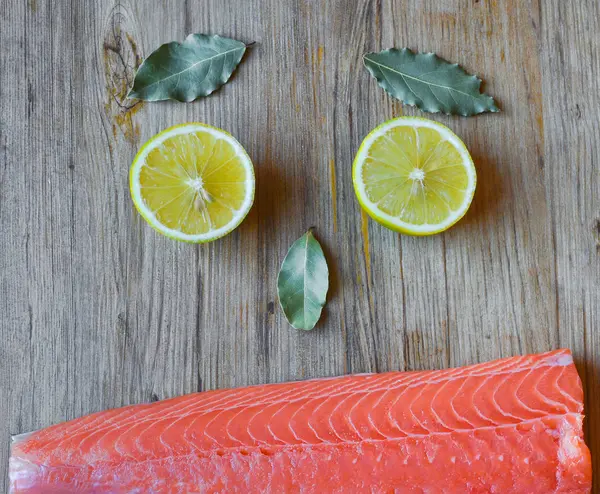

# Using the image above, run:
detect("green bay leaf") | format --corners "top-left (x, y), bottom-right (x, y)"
top-left (364, 48), bottom-right (499, 116)
top-left (277, 230), bottom-right (329, 331)
top-left (129, 34), bottom-right (247, 102)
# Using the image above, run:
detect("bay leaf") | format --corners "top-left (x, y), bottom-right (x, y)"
top-left (128, 34), bottom-right (247, 102)
top-left (277, 230), bottom-right (329, 331)
top-left (364, 48), bottom-right (499, 116)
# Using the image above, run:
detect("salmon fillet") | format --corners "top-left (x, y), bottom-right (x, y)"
top-left (9, 349), bottom-right (591, 493)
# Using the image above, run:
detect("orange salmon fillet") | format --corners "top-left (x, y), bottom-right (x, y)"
top-left (9, 349), bottom-right (592, 493)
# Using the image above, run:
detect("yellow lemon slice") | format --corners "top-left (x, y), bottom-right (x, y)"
top-left (353, 117), bottom-right (476, 235)
top-left (130, 123), bottom-right (255, 243)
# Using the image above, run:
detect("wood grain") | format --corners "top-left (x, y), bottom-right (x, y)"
top-left (0, 0), bottom-right (598, 490)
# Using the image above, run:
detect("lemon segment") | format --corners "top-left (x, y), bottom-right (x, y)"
top-left (130, 123), bottom-right (255, 243)
top-left (353, 117), bottom-right (476, 235)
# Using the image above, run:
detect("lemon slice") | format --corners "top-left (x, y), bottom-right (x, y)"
top-left (353, 117), bottom-right (476, 236)
top-left (130, 123), bottom-right (255, 243)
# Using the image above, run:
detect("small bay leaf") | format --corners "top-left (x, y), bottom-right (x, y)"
top-left (363, 48), bottom-right (499, 116)
top-left (128, 34), bottom-right (247, 102)
top-left (277, 230), bottom-right (329, 331)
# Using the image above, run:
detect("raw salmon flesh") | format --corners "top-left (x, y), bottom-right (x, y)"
top-left (9, 349), bottom-right (592, 493)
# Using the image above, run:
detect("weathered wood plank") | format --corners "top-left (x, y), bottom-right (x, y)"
top-left (1, 0), bottom-right (77, 486)
top-left (539, 0), bottom-right (600, 488)
top-left (0, 0), bottom-right (31, 485)
top-left (0, 0), bottom-right (598, 489)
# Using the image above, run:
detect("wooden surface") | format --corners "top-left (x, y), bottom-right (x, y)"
top-left (1, 0), bottom-right (598, 489)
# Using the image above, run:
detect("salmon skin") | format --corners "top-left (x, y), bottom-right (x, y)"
top-left (9, 349), bottom-right (591, 493)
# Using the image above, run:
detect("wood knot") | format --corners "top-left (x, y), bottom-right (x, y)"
top-left (115, 312), bottom-right (128, 336)
top-left (103, 5), bottom-right (143, 144)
